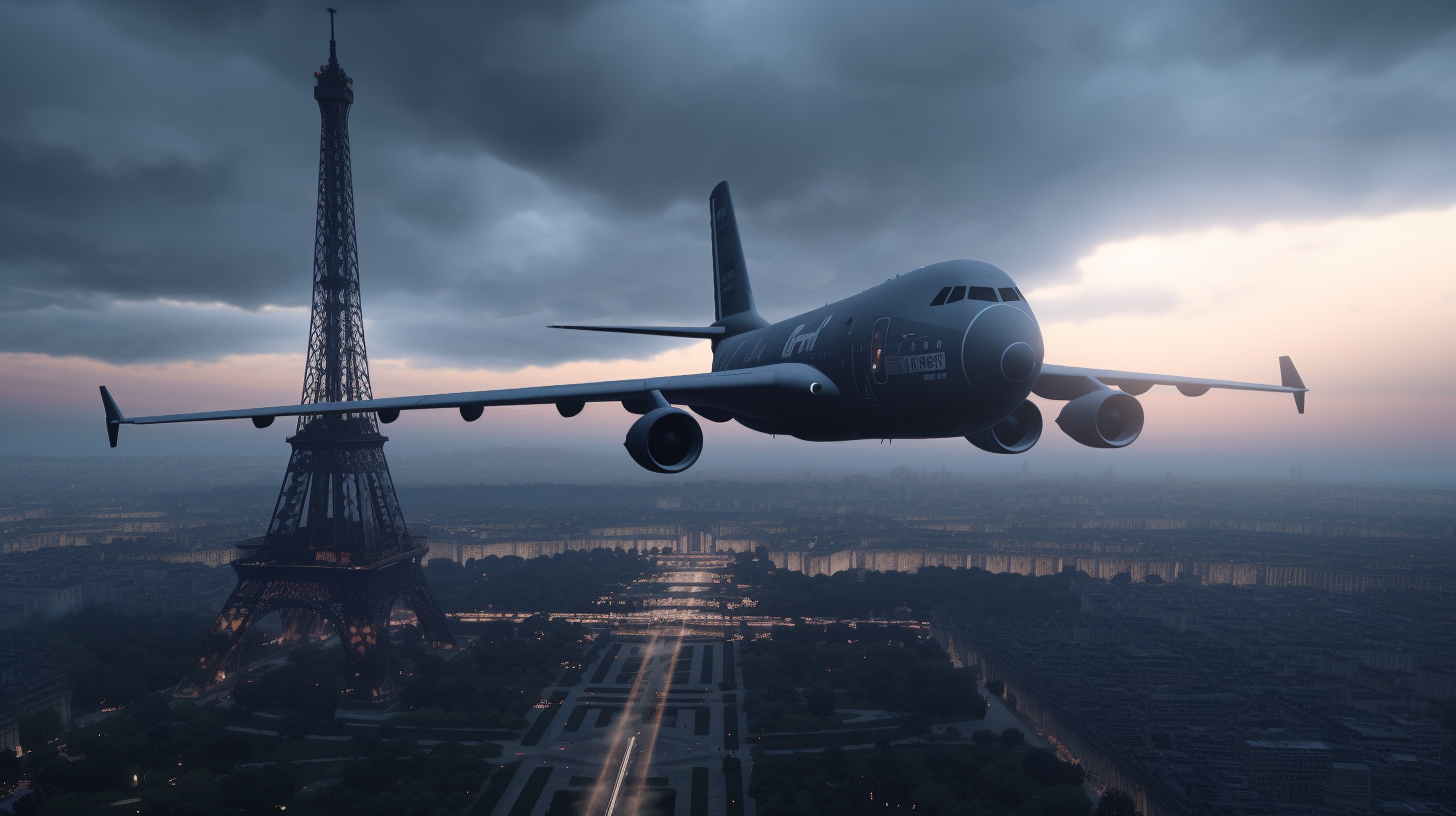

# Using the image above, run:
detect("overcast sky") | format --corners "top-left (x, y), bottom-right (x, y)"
top-left (4, 1), bottom-right (1455, 483)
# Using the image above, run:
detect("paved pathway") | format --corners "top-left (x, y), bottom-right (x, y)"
top-left (474, 633), bottom-right (749, 816)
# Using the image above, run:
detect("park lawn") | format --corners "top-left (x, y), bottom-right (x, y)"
top-left (252, 738), bottom-right (357, 763)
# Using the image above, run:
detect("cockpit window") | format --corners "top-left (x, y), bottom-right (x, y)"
top-left (929, 286), bottom-right (952, 306)
top-left (968, 286), bottom-right (998, 302)
top-left (999, 287), bottom-right (1020, 302)
top-left (946, 285), bottom-right (966, 303)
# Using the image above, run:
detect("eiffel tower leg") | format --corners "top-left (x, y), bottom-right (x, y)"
top-left (335, 591), bottom-right (393, 703)
top-left (403, 562), bottom-right (455, 649)
top-left (279, 609), bottom-right (319, 644)
top-left (181, 578), bottom-right (269, 693)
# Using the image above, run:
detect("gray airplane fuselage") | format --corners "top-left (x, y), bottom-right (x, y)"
top-left (707, 259), bottom-right (1043, 441)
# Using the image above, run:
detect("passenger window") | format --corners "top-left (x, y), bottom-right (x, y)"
top-left (968, 286), bottom-right (997, 302)
top-left (929, 287), bottom-right (952, 306)
top-left (999, 287), bottom-right (1020, 302)
top-left (946, 286), bottom-right (966, 303)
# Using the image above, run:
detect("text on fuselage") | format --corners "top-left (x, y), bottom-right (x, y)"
top-left (781, 314), bottom-right (834, 358)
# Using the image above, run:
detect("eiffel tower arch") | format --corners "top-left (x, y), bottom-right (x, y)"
top-left (181, 14), bottom-right (452, 703)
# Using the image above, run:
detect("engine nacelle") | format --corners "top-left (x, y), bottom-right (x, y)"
top-left (624, 407), bottom-right (704, 473)
top-left (966, 399), bottom-right (1042, 454)
top-left (1055, 389), bottom-right (1144, 448)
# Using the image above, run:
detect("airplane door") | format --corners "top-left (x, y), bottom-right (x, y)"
top-left (870, 317), bottom-right (890, 385)
top-left (850, 314), bottom-right (885, 400)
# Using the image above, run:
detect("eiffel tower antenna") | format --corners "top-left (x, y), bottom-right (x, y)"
top-left (179, 15), bottom-right (453, 704)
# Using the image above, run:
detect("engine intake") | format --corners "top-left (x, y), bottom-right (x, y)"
top-left (966, 399), bottom-right (1042, 454)
top-left (624, 407), bottom-right (704, 473)
top-left (1055, 390), bottom-right (1144, 448)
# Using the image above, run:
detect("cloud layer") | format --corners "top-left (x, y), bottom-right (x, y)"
top-left (5, 1), bottom-right (1456, 369)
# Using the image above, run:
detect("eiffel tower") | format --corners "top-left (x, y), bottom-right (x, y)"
top-left (181, 12), bottom-right (453, 702)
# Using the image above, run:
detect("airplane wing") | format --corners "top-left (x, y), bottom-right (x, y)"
top-left (1033, 355), bottom-right (1307, 413)
top-left (99, 362), bottom-right (836, 447)
top-left (548, 324), bottom-right (726, 339)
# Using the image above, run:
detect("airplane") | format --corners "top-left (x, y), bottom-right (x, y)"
top-left (99, 181), bottom-right (1306, 473)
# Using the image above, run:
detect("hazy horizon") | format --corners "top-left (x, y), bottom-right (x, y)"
top-left (3, 447), bottom-right (1451, 490)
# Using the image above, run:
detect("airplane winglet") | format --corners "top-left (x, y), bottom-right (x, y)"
top-left (100, 386), bottom-right (124, 448)
top-left (1278, 356), bottom-right (1306, 415)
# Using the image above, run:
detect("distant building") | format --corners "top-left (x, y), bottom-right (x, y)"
top-left (1326, 761), bottom-right (1372, 809)
top-left (1335, 720), bottom-right (1417, 762)
top-left (1145, 691), bottom-right (1245, 726)
top-left (1242, 739), bottom-right (1333, 804)
top-left (0, 635), bottom-right (72, 752)
top-left (425, 529), bottom-right (757, 564)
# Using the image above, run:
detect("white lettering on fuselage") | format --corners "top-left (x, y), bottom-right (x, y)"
top-left (885, 352), bottom-right (946, 376)
top-left (781, 314), bottom-right (833, 358)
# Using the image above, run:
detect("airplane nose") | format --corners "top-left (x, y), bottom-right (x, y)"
top-left (961, 305), bottom-right (1043, 396)
top-left (1001, 342), bottom-right (1035, 382)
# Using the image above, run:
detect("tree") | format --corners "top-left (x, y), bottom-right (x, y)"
top-left (1095, 789), bottom-right (1140, 816)
top-left (1110, 572), bottom-right (1132, 586)
top-left (821, 746), bottom-right (848, 779)
top-left (971, 728), bottom-right (998, 746)
top-left (1035, 785), bottom-right (1094, 816)
top-left (1000, 727), bottom-right (1025, 748)
top-left (910, 781), bottom-right (953, 812)
top-left (1143, 574), bottom-right (1163, 584)
top-left (902, 714), bottom-right (931, 738)
top-left (804, 681), bottom-right (836, 717)
top-left (141, 769), bottom-right (224, 816)
top-left (17, 708), bottom-right (61, 753)
top-left (985, 678), bottom-right (1005, 697)
top-left (1023, 748), bottom-right (1085, 786)
top-left (221, 766), bottom-right (295, 815)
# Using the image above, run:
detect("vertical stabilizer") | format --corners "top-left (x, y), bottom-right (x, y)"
top-left (709, 182), bottom-right (766, 329)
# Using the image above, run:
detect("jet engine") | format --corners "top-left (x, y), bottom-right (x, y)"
top-left (624, 407), bottom-right (704, 473)
top-left (1055, 390), bottom-right (1144, 448)
top-left (966, 399), bottom-right (1042, 454)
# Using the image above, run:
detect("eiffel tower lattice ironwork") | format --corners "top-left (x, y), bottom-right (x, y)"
top-left (182, 13), bottom-right (453, 702)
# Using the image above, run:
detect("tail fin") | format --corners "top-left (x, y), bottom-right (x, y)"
top-left (709, 181), bottom-right (764, 325)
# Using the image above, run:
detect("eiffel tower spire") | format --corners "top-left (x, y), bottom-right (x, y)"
top-left (304, 8), bottom-right (368, 421)
top-left (181, 13), bottom-right (453, 703)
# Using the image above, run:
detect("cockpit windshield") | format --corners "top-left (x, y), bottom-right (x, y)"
top-left (928, 284), bottom-right (1013, 306)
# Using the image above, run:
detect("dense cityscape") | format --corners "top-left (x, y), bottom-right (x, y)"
top-left (2, 454), bottom-right (1453, 814)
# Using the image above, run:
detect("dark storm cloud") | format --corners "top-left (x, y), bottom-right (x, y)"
top-left (4, 1), bottom-right (1456, 367)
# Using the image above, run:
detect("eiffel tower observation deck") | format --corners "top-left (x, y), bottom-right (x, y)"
top-left (181, 11), bottom-right (453, 703)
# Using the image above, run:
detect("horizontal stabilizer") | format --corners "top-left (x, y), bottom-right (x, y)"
top-left (549, 324), bottom-right (726, 339)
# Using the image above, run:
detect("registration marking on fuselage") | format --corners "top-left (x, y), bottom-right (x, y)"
top-left (886, 352), bottom-right (946, 376)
